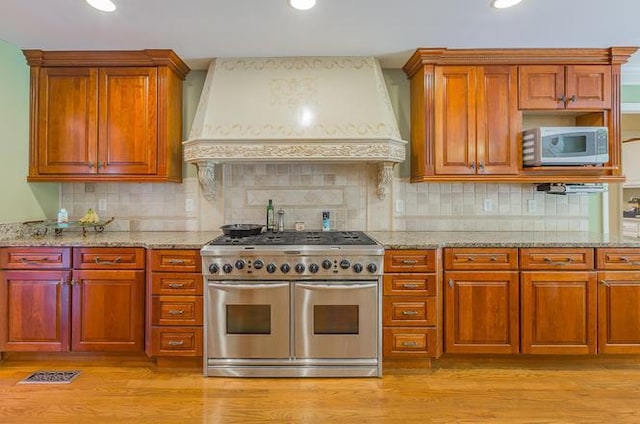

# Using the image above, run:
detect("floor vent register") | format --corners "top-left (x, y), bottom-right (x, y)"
top-left (19, 370), bottom-right (81, 384)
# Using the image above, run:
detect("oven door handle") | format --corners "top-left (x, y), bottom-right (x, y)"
top-left (295, 283), bottom-right (378, 290)
top-left (208, 282), bottom-right (289, 290)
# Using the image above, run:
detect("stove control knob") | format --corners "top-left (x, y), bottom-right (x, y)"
top-left (208, 263), bottom-right (219, 274)
top-left (295, 263), bottom-right (306, 274)
top-left (309, 263), bottom-right (320, 274)
top-left (222, 264), bottom-right (233, 274)
top-left (253, 260), bottom-right (264, 270)
top-left (322, 259), bottom-right (333, 270)
top-left (339, 259), bottom-right (351, 270)
top-left (266, 263), bottom-right (277, 274)
top-left (353, 263), bottom-right (363, 273)
top-left (367, 263), bottom-right (378, 273)
top-left (281, 263), bottom-right (291, 274)
top-left (235, 260), bottom-right (246, 270)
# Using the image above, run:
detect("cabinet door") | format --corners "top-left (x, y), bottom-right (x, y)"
top-left (519, 65), bottom-right (565, 110)
top-left (434, 66), bottom-right (477, 174)
top-left (36, 67), bottom-right (98, 175)
top-left (98, 67), bottom-right (158, 175)
top-left (622, 140), bottom-right (640, 187)
top-left (565, 65), bottom-right (611, 110)
top-left (444, 271), bottom-right (519, 354)
top-left (71, 270), bottom-right (144, 352)
top-left (521, 271), bottom-right (597, 354)
top-left (0, 270), bottom-right (70, 351)
top-left (598, 271), bottom-right (640, 353)
top-left (476, 66), bottom-right (519, 174)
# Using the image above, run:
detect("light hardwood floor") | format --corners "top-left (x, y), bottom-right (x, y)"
top-left (1, 354), bottom-right (640, 423)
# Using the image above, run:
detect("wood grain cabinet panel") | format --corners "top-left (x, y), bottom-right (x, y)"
top-left (520, 248), bottom-right (594, 271)
top-left (519, 65), bottom-right (611, 110)
top-left (24, 50), bottom-right (189, 182)
top-left (382, 249), bottom-right (441, 359)
top-left (434, 66), bottom-right (518, 176)
top-left (73, 247), bottom-right (145, 270)
top-left (147, 249), bottom-right (203, 359)
top-left (598, 271), bottom-right (640, 353)
top-left (596, 248), bottom-right (640, 270)
top-left (0, 270), bottom-right (71, 352)
top-left (444, 247), bottom-right (518, 271)
top-left (0, 247), bottom-right (71, 269)
top-left (444, 271), bottom-right (520, 354)
top-left (521, 271), bottom-right (597, 355)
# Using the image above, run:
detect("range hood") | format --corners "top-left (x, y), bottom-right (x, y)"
top-left (183, 56), bottom-right (407, 200)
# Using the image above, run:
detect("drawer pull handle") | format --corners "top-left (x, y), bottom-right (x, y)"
top-left (543, 257), bottom-right (573, 266)
top-left (466, 257), bottom-right (475, 262)
top-left (619, 257), bottom-right (640, 266)
top-left (94, 256), bottom-right (122, 265)
top-left (402, 284), bottom-right (420, 289)
top-left (601, 280), bottom-right (610, 287)
top-left (401, 259), bottom-right (418, 265)
top-left (19, 257), bottom-right (49, 265)
top-left (168, 340), bottom-right (185, 346)
top-left (402, 311), bottom-right (419, 316)
top-left (490, 256), bottom-right (498, 262)
top-left (168, 259), bottom-right (186, 265)
top-left (401, 341), bottom-right (418, 347)
top-left (168, 283), bottom-right (186, 289)
top-left (168, 309), bottom-right (185, 315)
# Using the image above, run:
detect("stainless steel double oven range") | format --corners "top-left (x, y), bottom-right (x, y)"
top-left (200, 231), bottom-right (384, 377)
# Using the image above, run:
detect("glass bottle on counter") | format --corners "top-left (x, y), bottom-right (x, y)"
top-left (266, 199), bottom-right (275, 231)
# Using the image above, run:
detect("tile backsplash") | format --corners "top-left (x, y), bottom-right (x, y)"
top-left (59, 163), bottom-right (592, 232)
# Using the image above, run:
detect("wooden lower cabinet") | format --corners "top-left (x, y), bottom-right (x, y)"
top-left (71, 269), bottom-right (145, 352)
top-left (0, 270), bottom-right (70, 351)
top-left (147, 249), bottom-right (203, 358)
top-left (0, 247), bottom-right (145, 353)
top-left (520, 271), bottom-right (597, 354)
top-left (444, 271), bottom-right (519, 354)
top-left (598, 272), bottom-right (640, 353)
top-left (382, 250), bottom-right (441, 359)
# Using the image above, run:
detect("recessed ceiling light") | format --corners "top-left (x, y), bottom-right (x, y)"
top-left (86, 0), bottom-right (117, 12)
top-left (489, 0), bottom-right (523, 8)
top-left (288, 0), bottom-right (316, 11)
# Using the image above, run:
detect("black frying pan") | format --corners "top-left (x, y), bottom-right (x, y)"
top-left (219, 224), bottom-right (264, 237)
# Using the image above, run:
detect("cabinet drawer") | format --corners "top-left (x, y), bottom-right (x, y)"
top-left (597, 248), bottom-right (640, 270)
top-left (383, 327), bottom-right (438, 358)
top-left (384, 250), bottom-right (437, 273)
top-left (73, 247), bottom-right (145, 269)
top-left (151, 273), bottom-right (203, 295)
top-left (150, 249), bottom-right (201, 273)
top-left (444, 248), bottom-right (518, 270)
top-left (150, 327), bottom-right (203, 356)
top-left (520, 248), bottom-right (594, 270)
top-left (152, 296), bottom-right (203, 326)
top-left (383, 274), bottom-right (437, 296)
top-left (1, 247), bottom-right (71, 269)
top-left (383, 297), bottom-right (437, 326)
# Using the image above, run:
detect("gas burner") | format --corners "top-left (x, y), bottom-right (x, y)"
top-left (207, 230), bottom-right (377, 246)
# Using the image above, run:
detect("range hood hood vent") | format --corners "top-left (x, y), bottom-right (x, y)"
top-left (183, 56), bottom-right (407, 200)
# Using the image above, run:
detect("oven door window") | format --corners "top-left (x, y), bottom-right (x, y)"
top-left (313, 305), bottom-right (359, 334)
top-left (226, 304), bottom-right (271, 334)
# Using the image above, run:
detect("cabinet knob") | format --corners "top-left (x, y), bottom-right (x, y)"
top-left (448, 279), bottom-right (454, 288)
top-left (558, 95), bottom-right (567, 103)
top-left (568, 95), bottom-right (577, 103)
top-left (88, 161), bottom-right (94, 169)
top-left (470, 162), bottom-right (476, 171)
top-left (478, 162), bottom-right (485, 173)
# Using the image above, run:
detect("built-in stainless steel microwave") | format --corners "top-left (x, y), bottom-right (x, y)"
top-left (522, 126), bottom-right (609, 166)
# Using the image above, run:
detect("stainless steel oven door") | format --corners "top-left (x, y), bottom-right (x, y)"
top-left (207, 281), bottom-right (290, 359)
top-left (294, 281), bottom-right (378, 359)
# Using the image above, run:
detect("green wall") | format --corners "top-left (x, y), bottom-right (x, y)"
top-left (622, 85), bottom-right (640, 103)
top-left (0, 39), bottom-right (57, 223)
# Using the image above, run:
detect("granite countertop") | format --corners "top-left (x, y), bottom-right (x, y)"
top-left (0, 231), bottom-right (221, 249)
top-left (1, 230), bottom-right (640, 249)
top-left (366, 231), bottom-right (640, 249)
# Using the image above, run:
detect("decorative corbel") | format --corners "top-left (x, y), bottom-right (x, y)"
top-left (377, 162), bottom-right (395, 200)
top-left (195, 161), bottom-right (217, 201)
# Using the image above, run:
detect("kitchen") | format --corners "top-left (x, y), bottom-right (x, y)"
top-left (2, 0), bottom-right (640, 422)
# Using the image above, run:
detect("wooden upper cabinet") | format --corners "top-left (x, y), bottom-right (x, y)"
top-left (519, 65), bottom-right (611, 110)
top-left (98, 67), bottom-right (158, 175)
top-left (403, 47), bottom-right (637, 183)
top-left (24, 50), bottom-right (189, 182)
top-left (434, 65), bottom-right (518, 176)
